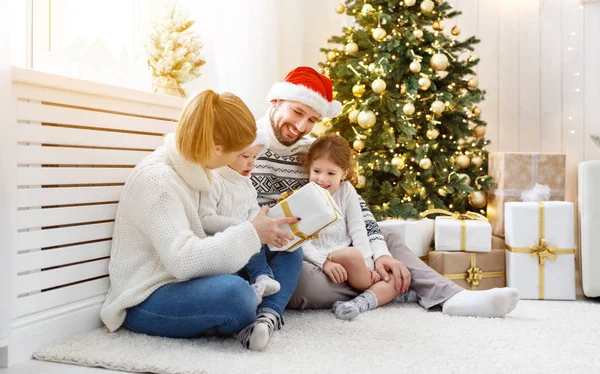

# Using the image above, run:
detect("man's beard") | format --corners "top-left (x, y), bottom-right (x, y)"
top-left (269, 111), bottom-right (302, 147)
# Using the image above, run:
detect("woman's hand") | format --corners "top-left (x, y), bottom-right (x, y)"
top-left (251, 206), bottom-right (299, 248)
top-left (370, 270), bottom-right (381, 284)
top-left (323, 260), bottom-right (348, 284)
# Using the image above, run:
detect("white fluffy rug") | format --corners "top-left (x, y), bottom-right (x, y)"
top-left (34, 300), bottom-right (600, 374)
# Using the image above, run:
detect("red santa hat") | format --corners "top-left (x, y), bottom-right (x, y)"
top-left (266, 66), bottom-right (343, 118)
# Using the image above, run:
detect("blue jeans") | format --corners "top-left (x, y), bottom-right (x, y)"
top-left (245, 245), bottom-right (274, 283)
top-left (123, 245), bottom-right (303, 338)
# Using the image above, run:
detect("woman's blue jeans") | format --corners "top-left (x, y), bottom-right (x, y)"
top-left (123, 245), bottom-right (303, 338)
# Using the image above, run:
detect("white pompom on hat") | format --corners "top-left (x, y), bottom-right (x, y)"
top-left (266, 66), bottom-right (342, 118)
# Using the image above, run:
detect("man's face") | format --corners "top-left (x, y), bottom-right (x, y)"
top-left (269, 101), bottom-right (321, 146)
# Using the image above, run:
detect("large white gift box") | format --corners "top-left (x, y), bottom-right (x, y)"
top-left (267, 182), bottom-right (341, 252)
top-left (377, 219), bottom-right (434, 258)
top-left (434, 216), bottom-right (492, 252)
top-left (505, 201), bottom-right (576, 300)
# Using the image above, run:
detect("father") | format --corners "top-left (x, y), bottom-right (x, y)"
top-left (252, 66), bottom-right (519, 318)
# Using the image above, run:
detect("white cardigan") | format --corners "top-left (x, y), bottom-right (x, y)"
top-left (302, 181), bottom-right (375, 270)
top-left (100, 134), bottom-right (262, 332)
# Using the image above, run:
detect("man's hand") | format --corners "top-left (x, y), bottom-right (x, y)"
top-left (323, 260), bottom-right (348, 284)
top-left (374, 255), bottom-right (411, 293)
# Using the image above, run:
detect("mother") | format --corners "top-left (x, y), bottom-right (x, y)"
top-left (100, 90), bottom-right (303, 351)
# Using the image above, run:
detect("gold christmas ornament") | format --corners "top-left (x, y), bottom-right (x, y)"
top-left (361, 3), bottom-right (374, 15)
top-left (471, 155), bottom-right (483, 167)
top-left (426, 128), bottom-right (440, 140)
top-left (420, 0), bottom-right (435, 14)
top-left (349, 109), bottom-right (359, 123)
top-left (419, 157), bottom-right (432, 170)
top-left (468, 191), bottom-right (488, 209)
top-left (358, 110), bottom-right (377, 129)
top-left (345, 42), bottom-right (359, 55)
top-left (391, 156), bottom-right (405, 170)
top-left (404, 0), bottom-right (417, 6)
top-left (472, 105), bottom-right (481, 117)
top-left (409, 60), bottom-right (422, 73)
top-left (431, 53), bottom-right (450, 71)
top-left (356, 174), bottom-right (367, 188)
top-left (335, 3), bottom-right (346, 14)
top-left (413, 29), bottom-right (424, 39)
top-left (353, 139), bottom-right (365, 151)
top-left (368, 63), bottom-right (376, 73)
top-left (372, 78), bottom-right (387, 93)
top-left (472, 125), bottom-right (486, 138)
top-left (352, 84), bottom-right (366, 97)
top-left (458, 173), bottom-right (471, 185)
top-left (326, 51), bottom-right (337, 62)
top-left (403, 103), bottom-right (416, 116)
top-left (431, 100), bottom-right (446, 115)
top-left (438, 187), bottom-right (448, 196)
top-left (432, 20), bottom-right (445, 31)
top-left (451, 25), bottom-right (461, 36)
top-left (373, 27), bottom-right (387, 41)
top-left (468, 77), bottom-right (480, 90)
top-left (456, 154), bottom-right (471, 169)
top-left (419, 77), bottom-right (431, 90)
top-left (400, 83), bottom-right (407, 94)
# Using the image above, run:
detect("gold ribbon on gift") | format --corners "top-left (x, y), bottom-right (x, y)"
top-left (278, 187), bottom-right (339, 251)
top-left (444, 253), bottom-right (505, 290)
top-left (421, 209), bottom-right (488, 252)
top-left (505, 202), bottom-right (575, 299)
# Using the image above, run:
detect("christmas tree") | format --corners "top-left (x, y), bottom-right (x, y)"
top-left (320, 0), bottom-right (494, 220)
top-left (146, 2), bottom-right (205, 97)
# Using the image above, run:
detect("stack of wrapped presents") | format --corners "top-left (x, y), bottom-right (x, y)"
top-left (379, 151), bottom-right (576, 299)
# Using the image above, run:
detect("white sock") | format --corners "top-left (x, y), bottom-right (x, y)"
top-left (236, 312), bottom-right (278, 351)
top-left (442, 288), bottom-right (520, 318)
top-left (255, 274), bottom-right (281, 297)
top-left (332, 290), bottom-right (378, 320)
top-left (251, 282), bottom-right (265, 306)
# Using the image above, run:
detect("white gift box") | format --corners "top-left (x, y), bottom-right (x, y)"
top-left (378, 219), bottom-right (434, 257)
top-left (505, 201), bottom-right (576, 300)
top-left (267, 182), bottom-right (341, 252)
top-left (434, 216), bottom-right (492, 252)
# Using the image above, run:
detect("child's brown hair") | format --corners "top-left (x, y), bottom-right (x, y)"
top-left (305, 134), bottom-right (356, 184)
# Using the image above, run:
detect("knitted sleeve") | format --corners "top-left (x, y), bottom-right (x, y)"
top-left (356, 195), bottom-right (391, 260)
top-left (129, 170), bottom-right (261, 279)
top-left (199, 177), bottom-right (244, 234)
top-left (343, 183), bottom-right (375, 269)
top-left (302, 241), bottom-right (329, 269)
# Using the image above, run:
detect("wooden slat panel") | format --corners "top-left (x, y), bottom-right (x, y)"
top-left (15, 278), bottom-right (109, 317)
top-left (17, 204), bottom-right (118, 229)
top-left (583, 3), bottom-right (600, 161)
top-left (16, 259), bottom-right (109, 295)
top-left (17, 222), bottom-right (114, 251)
top-left (18, 167), bottom-right (132, 186)
top-left (456, 0), bottom-right (479, 74)
top-left (16, 123), bottom-right (164, 150)
top-left (17, 145), bottom-right (151, 166)
top-left (518, 1), bottom-right (541, 152)
top-left (540, 0), bottom-right (564, 153)
top-left (477, 0), bottom-right (499, 152)
top-left (497, 1), bottom-right (520, 151)
top-left (15, 241), bottom-right (111, 273)
top-left (18, 186), bottom-right (123, 208)
top-left (17, 101), bottom-right (177, 135)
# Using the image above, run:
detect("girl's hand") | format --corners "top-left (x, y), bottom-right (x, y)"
top-left (251, 206), bottom-right (299, 248)
top-left (323, 260), bottom-right (348, 284)
top-left (370, 270), bottom-right (381, 284)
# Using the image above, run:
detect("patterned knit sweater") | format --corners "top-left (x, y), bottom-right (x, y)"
top-left (252, 113), bottom-right (391, 260)
top-left (199, 166), bottom-right (260, 234)
top-left (100, 134), bottom-right (262, 332)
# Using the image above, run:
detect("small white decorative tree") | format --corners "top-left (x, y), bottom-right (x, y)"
top-left (146, 1), bottom-right (205, 97)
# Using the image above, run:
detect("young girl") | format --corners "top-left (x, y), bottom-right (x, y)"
top-left (199, 130), bottom-right (282, 306)
top-left (303, 134), bottom-right (416, 320)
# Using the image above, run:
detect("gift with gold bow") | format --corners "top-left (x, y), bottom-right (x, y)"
top-left (428, 250), bottom-right (505, 291)
top-left (505, 201), bottom-right (576, 300)
top-left (421, 209), bottom-right (492, 252)
top-left (266, 182), bottom-right (342, 252)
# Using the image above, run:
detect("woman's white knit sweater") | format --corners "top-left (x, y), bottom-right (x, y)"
top-left (199, 166), bottom-right (260, 234)
top-left (100, 134), bottom-right (262, 332)
top-left (302, 181), bottom-right (375, 270)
